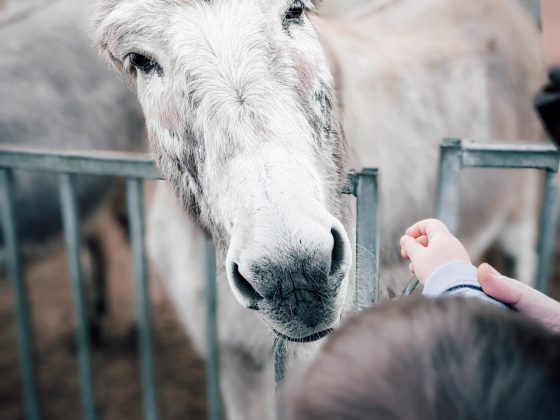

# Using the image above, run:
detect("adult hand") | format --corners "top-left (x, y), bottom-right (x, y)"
top-left (478, 263), bottom-right (560, 332)
top-left (400, 219), bottom-right (471, 284)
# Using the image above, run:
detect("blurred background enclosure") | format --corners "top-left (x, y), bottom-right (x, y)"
top-left (0, 1), bottom-right (558, 420)
top-left (0, 0), bottom-right (207, 419)
top-left (520, 0), bottom-right (540, 19)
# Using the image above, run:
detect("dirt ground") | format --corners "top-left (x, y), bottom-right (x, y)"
top-left (1, 199), bottom-right (560, 420)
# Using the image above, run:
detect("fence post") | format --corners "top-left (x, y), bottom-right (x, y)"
top-left (0, 169), bottom-right (41, 420)
top-left (436, 138), bottom-right (463, 234)
top-left (536, 169), bottom-right (559, 292)
top-left (126, 178), bottom-right (159, 420)
top-left (59, 173), bottom-right (97, 420)
top-left (205, 240), bottom-right (222, 420)
top-left (274, 338), bottom-right (287, 385)
top-left (355, 169), bottom-right (380, 308)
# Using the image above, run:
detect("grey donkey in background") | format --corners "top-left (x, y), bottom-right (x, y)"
top-left (0, 0), bottom-right (145, 341)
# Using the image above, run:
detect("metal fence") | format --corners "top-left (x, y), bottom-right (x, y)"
top-left (436, 138), bottom-right (560, 293)
top-left (2, 139), bottom-right (558, 420)
top-left (0, 146), bottom-right (380, 420)
top-left (0, 148), bottom-right (162, 420)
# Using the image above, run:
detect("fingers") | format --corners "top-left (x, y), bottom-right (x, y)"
top-left (405, 219), bottom-right (449, 240)
top-left (400, 235), bottom-right (424, 260)
top-left (416, 235), bottom-right (428, 247)
top-left (401, 235), bottom-right (428, 259)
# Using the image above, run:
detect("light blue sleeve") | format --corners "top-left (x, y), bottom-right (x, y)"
top-left (422, 261), bottom-right (508, 309)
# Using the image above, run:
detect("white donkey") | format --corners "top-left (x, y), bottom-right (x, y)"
top-left (93, 0), bottom-right (545, 418)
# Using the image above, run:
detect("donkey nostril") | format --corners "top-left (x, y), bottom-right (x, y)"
top-left (329, 227), bottom-right (346, 277)
top-left (231, 263), bottom-right (263, 308)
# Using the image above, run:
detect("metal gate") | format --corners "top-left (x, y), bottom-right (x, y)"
top-left (436, 138), bottom-right (559, 292)
top-left (1, 139), bottom-right (558, 420)
top-left (0, 146), bottom-right (379, 420)
top-left (0, 148), bottom-right (163, 420)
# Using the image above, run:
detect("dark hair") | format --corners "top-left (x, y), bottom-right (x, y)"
top-left (535, 68), bottom-right (560, 146)
top-left (282, 297), bottom-right (560, 420)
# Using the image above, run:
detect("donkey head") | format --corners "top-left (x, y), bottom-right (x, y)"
top-left (94, 0), bottom-right (351, 340)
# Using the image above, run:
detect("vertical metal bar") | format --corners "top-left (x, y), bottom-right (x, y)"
top-left (536, 169), bottom-right (559, 292)
top-left (59, 173), bottom-right (96, 420)
top-left (436, 138), bottom-right (463, 234)
top-left (0, 169), bottom-right (41, 420)
top-left (355, 168), bottom-right (380, 309)
top-left (274, 338), bottom-right (287, 385)
top-left (205, 240), bottom-right (222, 420)
top-left (125, 178), bottom-right (159, 420)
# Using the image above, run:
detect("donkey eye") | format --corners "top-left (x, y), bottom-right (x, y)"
top-left (127, 53), bottom-right (157, 74)
top-left (286, 0), bottom-right (305, 22)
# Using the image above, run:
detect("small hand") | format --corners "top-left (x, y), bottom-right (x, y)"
top-left (478, 263), bottom-right (560, 332)
top-left (400, 219), bottom-right (471, 284)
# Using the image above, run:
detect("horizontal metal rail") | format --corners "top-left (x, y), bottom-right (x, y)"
top-left (436, 138), bottom-right (560, 292)
top-left (458, 143), bottom-right (558, 170)
top-left (0, 146), bottom-right (161, 179)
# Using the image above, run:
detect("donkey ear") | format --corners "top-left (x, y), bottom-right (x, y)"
top-left (92, 0), bottom-right (121, 13)
top-left (89, 0), bottom-right (118, 54)
top-left (90, 0), bottom-right (120, 24)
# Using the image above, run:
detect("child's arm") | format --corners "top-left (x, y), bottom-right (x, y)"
top-left (400, 219), bottom-right (506, 307)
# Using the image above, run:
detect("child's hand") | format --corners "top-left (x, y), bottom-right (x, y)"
top-left (400, 219), bottom-right (471, 284)
top-left (478, 263), bottom-right (560, 332)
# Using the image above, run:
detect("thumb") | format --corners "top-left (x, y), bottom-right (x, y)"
top-left (478, 263), bottom-right (523, 306)
top-left (400, 235), bottom-right (424, 260)
top-left (479, 263), bottom-right (560, 331)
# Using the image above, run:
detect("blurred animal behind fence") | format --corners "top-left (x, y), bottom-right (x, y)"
top-left (0, 0), bottom-right (146, 340)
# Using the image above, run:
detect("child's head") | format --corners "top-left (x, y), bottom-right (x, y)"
top-left (282, 297), bottom-right (560, 420)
